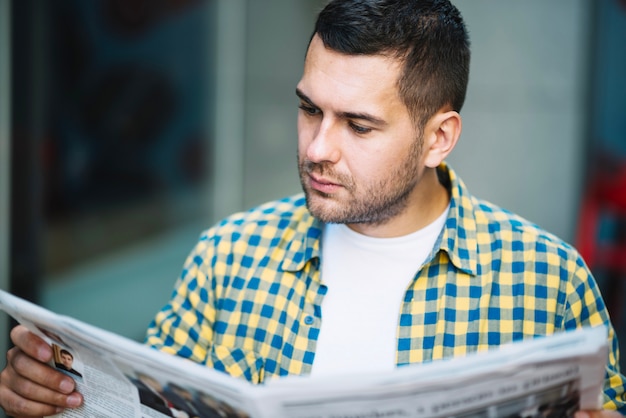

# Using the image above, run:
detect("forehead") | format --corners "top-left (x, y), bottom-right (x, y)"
top-left (298, 35), bottom-right (404, 110)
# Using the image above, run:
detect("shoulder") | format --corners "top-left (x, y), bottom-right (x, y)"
top-left (442, 164), bottom-right (583, 269)
top-left (191, 194), bottom-right (321, 254)
top-left (207, 194), bottom-right (313, 235)
top-left (472, 197), bottom-right (580, 261)
top-left (219, 194), bottom-right (310, 226)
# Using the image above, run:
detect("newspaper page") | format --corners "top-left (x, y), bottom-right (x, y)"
top-left (0, 290), bottom-right (260, 418)
top-left (0, 290), bottom-right (609, 418)
top-left (256, 324), bottom-right (608, 417)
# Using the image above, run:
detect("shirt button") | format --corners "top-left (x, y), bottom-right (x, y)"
top-left (304, 315), bottom-right (314, 325)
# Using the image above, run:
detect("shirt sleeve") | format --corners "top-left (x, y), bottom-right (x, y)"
top-left (563, 254), bottom-right (626, 413)
top-left (145, 232), bottom-right (217, 366)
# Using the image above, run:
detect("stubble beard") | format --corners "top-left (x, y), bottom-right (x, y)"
top-left (298, 137), bottom-right (423, 226)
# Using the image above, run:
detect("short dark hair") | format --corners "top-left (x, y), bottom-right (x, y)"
top-left (60, 349), bottom-right (73, 359)
top-left (313, 0), bottom-right (470, 129)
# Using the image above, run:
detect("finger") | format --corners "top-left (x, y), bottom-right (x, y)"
top-left (10, 326), bottom-right (53, 363)
top-left (0, 364), bottom-right (83, 415)
top-left (7, 347), bottom-right (77, 396)
top-left (0, 382), bottom-right (65, 417)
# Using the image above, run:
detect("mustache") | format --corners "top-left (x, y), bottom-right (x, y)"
top-left (302, 160), bottom-right (331, 176)
top-left (301, 160), bottom-right (354, 190)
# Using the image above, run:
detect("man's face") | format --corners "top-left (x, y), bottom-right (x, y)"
top-left (297, 35), bottom-right (427, 231)
top-left (60, 352), bottom-right (73, 368)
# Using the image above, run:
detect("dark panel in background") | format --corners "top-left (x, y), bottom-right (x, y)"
top-left (10, 0), bottom-right (214, 303)
top-left (10, 0), bottom-right (45, 304)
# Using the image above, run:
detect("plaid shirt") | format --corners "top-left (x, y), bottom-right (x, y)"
top-left (145, 163), bottom-right (626, 412)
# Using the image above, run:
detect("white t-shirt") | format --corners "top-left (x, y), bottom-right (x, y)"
top-left (310, 206), bottom-right (449, 377)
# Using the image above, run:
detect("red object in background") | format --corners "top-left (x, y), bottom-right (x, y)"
top-left (576, 154), bottom-right (626, 325)
top-left (577, 156), bottom-right (626, 267)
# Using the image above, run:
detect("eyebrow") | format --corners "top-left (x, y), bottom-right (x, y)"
top-left (295, 88), bottom-right (388, 127)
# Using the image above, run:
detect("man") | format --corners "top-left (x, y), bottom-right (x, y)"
top-left (0, 1), bottom-right (624, 416)
top-left (54, 349), bottom-right (82, 379)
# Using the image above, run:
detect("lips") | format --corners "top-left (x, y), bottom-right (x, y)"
top-left (308, 173), bottom-right (342, 194)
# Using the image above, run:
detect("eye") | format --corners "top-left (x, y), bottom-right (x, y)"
top-left (298, 103), bottom-right (320, 116)
top-left (349, 121), bottom-right (372, 135)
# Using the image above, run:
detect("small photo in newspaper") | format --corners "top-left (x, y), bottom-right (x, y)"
top-left (52, 344), bottom-right (84, 380)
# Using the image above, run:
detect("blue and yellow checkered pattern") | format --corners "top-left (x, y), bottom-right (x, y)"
top-left (145, 163), bottom-right (626, 412)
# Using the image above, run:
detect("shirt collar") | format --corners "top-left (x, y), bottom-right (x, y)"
top-left (436, 163), bottom-right (479, 276)
top-left (279, 197), bottom-right (323, 272)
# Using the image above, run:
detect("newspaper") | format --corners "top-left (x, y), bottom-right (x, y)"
top-left (0, 289), bottom-right (609, 418)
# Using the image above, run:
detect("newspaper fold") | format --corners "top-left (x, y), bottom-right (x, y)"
top-left (0, 290), bottom-right (608, 418)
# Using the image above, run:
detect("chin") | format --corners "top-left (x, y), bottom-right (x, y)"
top-left (305, 193), bottom-right (341, 221)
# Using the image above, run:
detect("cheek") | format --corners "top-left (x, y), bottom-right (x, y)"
top-left (353, 142), bottom-right (412, 181)
top-left (344, 149), bottom-right (383, 181)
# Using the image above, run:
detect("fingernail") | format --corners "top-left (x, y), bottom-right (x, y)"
top-left (574, 412), bottom-right (589, 418)
top-left (37, 345), bottom-right (52, 360)
top-left (59, 378), bottom-right (74, 393)
top-left (66, 393), bottom-right (82, 408)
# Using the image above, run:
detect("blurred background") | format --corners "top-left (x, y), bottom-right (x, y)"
top-left (0, 0), bottom-right (625, 376)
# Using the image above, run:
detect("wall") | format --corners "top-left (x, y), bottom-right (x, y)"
top-left (449, 0), bottom-right (591, 244)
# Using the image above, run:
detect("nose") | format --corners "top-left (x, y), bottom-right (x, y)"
top-left (304, 118), bottom-right (341, 164)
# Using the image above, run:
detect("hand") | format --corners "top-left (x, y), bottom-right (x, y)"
top-left (575, 410), bottom-right (624, 418)
top-left (0, 325), bottom-right (83, 417)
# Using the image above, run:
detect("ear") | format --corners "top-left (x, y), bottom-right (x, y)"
top-left (422, 110), bottom-right (462, 168)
